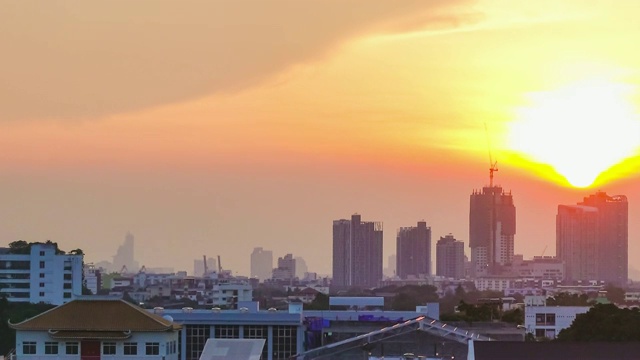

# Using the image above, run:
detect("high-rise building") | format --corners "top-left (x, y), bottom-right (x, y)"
top-left (436, 234), bottom-right (465, 279)
top-left (557, 192), bottom-right (628, 285)
top-left (396, 221), bottom-right (431, 279)
top-left (469, 185), bottom-right (516, 277)
top-left (332, 214), bottom-right (383, 288)
top-left (250, 247), bottom-right (273, 282)
top-left (295, 256), bottom-right (308, 279)
top-left (272, 253), bottom-right (296, 280)
top-left (112, 231), bottom-right (139, 273)
top-left (384, 254), bottom-right (397, 278)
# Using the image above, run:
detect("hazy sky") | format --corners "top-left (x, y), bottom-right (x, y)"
top-left (2, 0), bottom-right (640, 277)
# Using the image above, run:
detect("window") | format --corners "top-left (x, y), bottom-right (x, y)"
top-left (64, 292), bottom-right (72, 299)
top-left (40, 282), bottom-right (45, 287)
top-left (66, 342), bottom-right (79, 355)
top-left (214, 325), bottom-right (239, 339)
top-left (186, 325), bottom-right (210, 359)
top-left (39, 273), bottom-right (45, 278)
top-left (124, 342), bottom-right (137, 355)
top-left (145, 342), bottom-right (159, 355)
top-left (39, 292), bottom-right (45, 297)
top-left (40, 251), bottom-right (45, 256)
top-left (45, 342), bottom-right (59, 355)
top-left (64, 283), bottom-right (72, 289)
top-left (535, 313), bottom-right (556, 326)
top-left (273, 325), bottom-right (297, 359)
top-left (103, 342), bottom-right (116, 355)
top-left (39, 261), bottom-right (45, 269)
top-left (23, 341), bottom-right (36, 355)
top-left (545, 313), bottom-right (556, 326)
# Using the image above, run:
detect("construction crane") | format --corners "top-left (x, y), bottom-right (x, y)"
top-left (217, 255), bottom-right (222, 273)
top-left (541, 245), bottom-right (548, 257)
top-left (484, 123), bottom-right (498, 187)
top-left (203, 255), bottom-right (208, 276)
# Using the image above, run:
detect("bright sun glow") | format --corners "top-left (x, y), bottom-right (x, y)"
top-left (508, 80), bottom-right (640, 187)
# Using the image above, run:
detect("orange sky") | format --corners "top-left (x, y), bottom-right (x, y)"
top-left (2, 0), bottom-right (640, 277)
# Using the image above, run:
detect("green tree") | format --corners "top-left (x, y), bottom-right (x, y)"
top-left (305, 293), bottom-right (330, 310)
top-left (501, 308), bottom-right (524, 325)
top-left (390, 285), bottom-right (438, 311)
top-left (0, 301), bottom-right (56, 354)
top-left (546, 292), bottom-right (591, 306)
top-left (456, 300), bottom-right (500, 322)
top-left (8, 240), bottom-right (30, 254)
top-left (556, 304), bottom-right (640, 341)
top-left (69, 248), bottom-right (84, 255)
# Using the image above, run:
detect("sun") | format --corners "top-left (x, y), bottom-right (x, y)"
top-left (507, 79), bottom-right (640, 187)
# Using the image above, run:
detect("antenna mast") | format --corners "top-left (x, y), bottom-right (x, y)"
top-left (484, 123), bottom-right (498, 187)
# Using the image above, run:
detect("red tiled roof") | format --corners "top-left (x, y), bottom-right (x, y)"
top-left (9, 299), bottom-right (181, 332)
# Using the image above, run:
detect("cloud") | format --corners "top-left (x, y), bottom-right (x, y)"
top-left (0, 0), bottom-right (474, 121)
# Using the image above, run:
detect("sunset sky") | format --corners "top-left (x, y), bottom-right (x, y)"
top-left (2, 0), bottom-right (640, 277)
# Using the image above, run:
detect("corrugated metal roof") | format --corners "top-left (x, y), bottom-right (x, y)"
top-left (10, 299), bottom-right (181, 332)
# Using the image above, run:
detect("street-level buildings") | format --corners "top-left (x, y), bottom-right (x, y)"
top-left (396, 221), bottom-right (431, 279)
top-left (332, 214), bottom-right (383, 288)
top-left (436, 234), bottom-right (465, 279)
top-left (0, 243), bottom-right (83, 305)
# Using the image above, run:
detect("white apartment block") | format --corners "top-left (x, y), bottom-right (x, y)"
top-left (83, 263), bottom-right (100, 295)
top-left (524, 305), bottom-right (590, 339)
top-left (0, 243), bottom-right (83, 305)
top-left (474, 277), bottom-right (514, 292)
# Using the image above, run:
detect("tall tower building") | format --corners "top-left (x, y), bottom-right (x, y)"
top-left (272, 253), bottom-right (296, 280)
top-left (250, 247), bottom-right (273, 282)
top-left (436, 234), bottom-right (465, 279)
top-left (332, 214), bottom-right (383, 288)
top-left (469, 185), bottom-right (516, 277)
top-left (557, 192), bottom-right (627, 285)
top-left (295, 256), bottom-right (308, 279)
top-left (396, 221), bottom-right (431, 279)
top-left (113, 232), bottom-right (139, 273)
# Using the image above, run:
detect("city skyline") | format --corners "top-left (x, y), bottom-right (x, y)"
top-left (3, 1), bottom-right (640, 276)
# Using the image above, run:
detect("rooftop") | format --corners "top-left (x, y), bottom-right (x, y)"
top-left (10, 298), bottom-right (181, 333)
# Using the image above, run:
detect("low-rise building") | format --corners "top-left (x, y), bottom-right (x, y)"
top-left (83, 263), bottom-right (102, 295)
top-left (10, 298), bottom-right (181, 359)
top-left (524, 305), bottom-right (590, 339)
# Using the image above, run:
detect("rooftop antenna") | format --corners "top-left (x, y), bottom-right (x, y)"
top-left (484, 122), bottom-right (498, 187)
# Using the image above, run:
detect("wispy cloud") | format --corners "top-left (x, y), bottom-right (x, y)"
top-left (0, 0), bottom-right (475, 121)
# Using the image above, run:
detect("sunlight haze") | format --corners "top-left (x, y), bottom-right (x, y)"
top-left (1, 0), bottom-right (640, 277)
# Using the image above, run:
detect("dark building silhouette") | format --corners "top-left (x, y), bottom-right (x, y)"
top-left (332, 214), bottom-right (383, 288)
top-left (396, 221), bottom-right (431, 279)
top-left (557, 192), bottom-right (628, 285)
top-left (436, 234), bottom-right (465, 279)
top-left (469, 186), bottom-right (516, 277)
